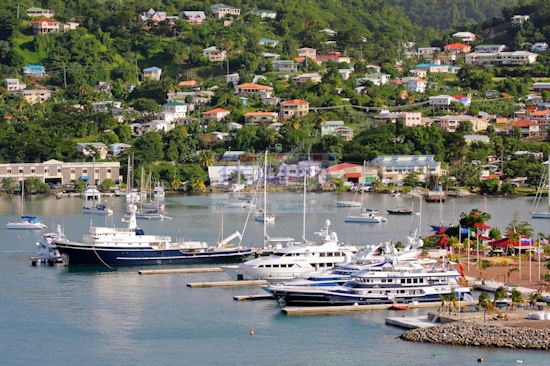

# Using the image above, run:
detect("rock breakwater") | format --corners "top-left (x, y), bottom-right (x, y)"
top-left (400, 321), bottom-right (550, 350)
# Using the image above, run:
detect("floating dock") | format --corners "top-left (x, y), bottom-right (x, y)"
top-left (282, 301), bottom-right (478, 316)
top-left (385, 316), bottom-right (438, 329)
top-left (138, 267), bottom-right (223, 275)
top-left (233, 294), bottom-right (274, 301)
top-left (187, 280), bottom-right (269, 288)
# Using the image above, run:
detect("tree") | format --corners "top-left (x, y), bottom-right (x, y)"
top-left (134, 131), bottom-right (164, 163)
top-left (98, 178), bottom-right (115, 192)
top-left (505, 211), bottom-right (534, 238)
top-left (402, 171), bottom-right (421, 187)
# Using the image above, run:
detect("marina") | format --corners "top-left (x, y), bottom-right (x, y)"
top-left (1, 193), bottom-right (550, 365)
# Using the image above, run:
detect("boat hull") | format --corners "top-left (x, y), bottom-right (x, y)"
top-left (386, 210), bottom-right (412, 215)
top-left (55, 242), bottom-right (253, 266)
top-left (531, 211), bottom-right (550, 219)
top-left (267, 286), bottom-right (445, 307)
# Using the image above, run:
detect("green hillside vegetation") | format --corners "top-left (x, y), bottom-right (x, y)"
top-left (388, 0), bottom-right (521, 30)
top-left (0, 0), bottom-right (549, 193)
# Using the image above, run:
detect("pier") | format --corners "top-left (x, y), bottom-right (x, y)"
top-left (187, 280), bottom-right (269, 288)
top-left (282, 301), bottom-right (478, 316)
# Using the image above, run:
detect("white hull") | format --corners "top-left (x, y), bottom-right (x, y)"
top-left (336, 201), bottom-right (361, 208)
top-left (345, 213), bottom-right (387, 223)
top-left (6, 221), bottom-right (47, 230)
top-left (531, 211), bottom-right (550, 219)
top-left (82, 205), bottom-right (113, 215)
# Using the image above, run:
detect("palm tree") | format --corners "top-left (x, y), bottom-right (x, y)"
top-left (509, 289), bottom-right (525, 310)
top-left (198, 150), bottom-right (215, 169)
top-left (439, 292), bottom-right (458, 314)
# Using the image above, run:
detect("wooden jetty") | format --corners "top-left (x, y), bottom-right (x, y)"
top-left (187, 280), bottom-right (269, 288)
top-left (282, 301), bottom-right (478, 316)
top-left (138, 267), bottom-right (223, 275)
top-left (233, 294), bottom-right (274, 301)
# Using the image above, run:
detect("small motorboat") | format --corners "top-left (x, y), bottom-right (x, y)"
top-left (390, 304), bottom-right (410, 311)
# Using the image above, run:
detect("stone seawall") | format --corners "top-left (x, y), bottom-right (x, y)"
top-left (400, 321), bottom-right (550, 350)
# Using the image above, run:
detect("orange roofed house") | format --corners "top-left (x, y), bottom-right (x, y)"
top-left (234, 83), bottom-right (273, 97)
top-left (444, 42), bottom-right (471, 55)
top-left (244, 112), bottom-right (278, 125)
top-left (202, 107), bottom-right (231, 122)
top-left (279, 99), bottom-right (309, 120)
top-left (507, 120), bottom-right (540, 137)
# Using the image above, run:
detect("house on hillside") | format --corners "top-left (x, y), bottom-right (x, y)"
top-left (250, 9), bottom-right (277, 19)
top-left (203, 46), bottom-right (227, 62)
top-left (139, 8), bottom-right (167, 23)
top-left (318, 50), bottom-right (350, 63)
top-left (452, 31), bottom-right (476, 43)
top-left (244, 112), bottom-right (278, 125)
top-left (109, 143), bottom-right (132, 156)
top-left (511, 15), bottom-right (529, 27)
top-left (370, 155), bottom-right (443, 184)
top-left (465, 51), bottom-right (538, 66)
top-left (143, 66), bottom-right (162, 80)
top-left (272, 60), bottom-right (297, 72)
top-left (27, 7), bottom-right (54, 18)
top-left (279, 99), bottom-right (309, 120)
top-left (31, 18), bottom-right (60, 34)
top-left (444, 42), bottom-right (471, 54)
top-left (507, 120), bottom-right (539, 136)
top-left (179, 11), bottom-right (206, 25)
top-left (202, 107), bottom-right (230, 122)
top-left (259, 38), bottom-right (278, 47)
top-left (15, 89), bottom-right (52, 104)
top-left (298, 47), bottom-right (317, 59)
top-left (160, 101), bottom-right (188, 123)
top-left (474, 44), bottom-right (507, 53)
top-left (211, 3), bottom-right (240, 20)
top-left (294, 73), bottom-right (322, 85)
top-left (5, 79), bottom-right (26, 92)
top-left (234, 83), bottom-right (273, 96)
top-left (77, 142), bottom-right (108, 159)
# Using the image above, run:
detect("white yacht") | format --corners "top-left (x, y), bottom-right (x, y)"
top-left (222, 219), bottom-right (358, 281)
top-left (266, 262), bottom-right (471, 307)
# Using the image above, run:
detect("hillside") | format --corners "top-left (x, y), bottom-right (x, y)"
top-left (388, 0), bottom-right (521, 30)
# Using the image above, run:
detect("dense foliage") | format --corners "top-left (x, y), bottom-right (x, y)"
top-left (0, 0), bottom-right (549, 192)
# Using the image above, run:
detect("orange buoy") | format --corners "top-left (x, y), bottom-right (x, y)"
top-left (249, 328), bottom-right (255, 336)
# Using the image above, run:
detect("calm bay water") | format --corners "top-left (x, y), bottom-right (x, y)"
top-left (1, 192), bottom-right (548, 365)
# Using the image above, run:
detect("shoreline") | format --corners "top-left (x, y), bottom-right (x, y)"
top-left (401, 311), bottom-right (550, 350)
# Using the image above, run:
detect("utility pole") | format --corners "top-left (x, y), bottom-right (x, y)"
top-left (63, 62), bottom-right (67, 90)
top-left (135, 58), bottom-right (139, 83)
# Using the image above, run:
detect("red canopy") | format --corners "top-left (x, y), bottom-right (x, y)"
top-left (475, 222), bottom-right (491, 229)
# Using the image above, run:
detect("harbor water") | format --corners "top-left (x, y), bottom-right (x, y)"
top-left (1, 192), bottom-right (549, 365)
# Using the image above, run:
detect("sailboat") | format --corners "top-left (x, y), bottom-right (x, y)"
top-left (344, 161), bottom-right (387, 223)
top-left (82, 158), bottom-right (113, 215)
top-left (531, 160), bottom-right (550, 219)
top-left (255, 153), bottom-right (275, 223)
top-left (125, 166), bottom-right (171, 220)
top-left (6, 179), bottom-right (47, 230)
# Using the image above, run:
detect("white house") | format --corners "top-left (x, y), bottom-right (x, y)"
top-left (160, 101), bottom-right (188, 123)
top-left (143, 66), bottom-right (162, 80)
top-left (452, 31), bottom-right (476, 43)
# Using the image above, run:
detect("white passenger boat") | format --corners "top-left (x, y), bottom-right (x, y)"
top-left (265, 263), bottom-right (471, 307)
top-left (222, 219), bottom-right (358, 281)
top-left (30, 224), bottom-right (66, 265)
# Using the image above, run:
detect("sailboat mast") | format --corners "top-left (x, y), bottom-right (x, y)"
top-left (302, 163), bottom-right (307, 242)
top-left (263, 151), bottom-right (268, 247)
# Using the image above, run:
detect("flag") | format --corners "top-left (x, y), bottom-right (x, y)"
top-left (457, 263), bottom-right (465, 278)
top-left (541, 238), bottom-right (549, 245)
